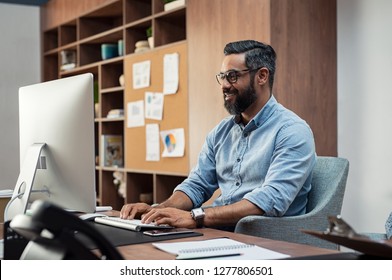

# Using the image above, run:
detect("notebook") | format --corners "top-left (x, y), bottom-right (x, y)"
top-left (152, 237), bottom-right (290, 260)
top-left (94, 216), bottom-right (173, 232)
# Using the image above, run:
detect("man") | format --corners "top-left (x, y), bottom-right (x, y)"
top-left (120, 40), bottom-right (316, 230)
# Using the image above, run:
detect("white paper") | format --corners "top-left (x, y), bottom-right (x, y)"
top-left (145, 92), bottom-right (164, 120)
top-left (163, 53), bottom-right (179, 94)
top-left (160, 128), bottom-right (185, 157)
top-left (133, 60), bottom-right (151, 89)
top-left (146, 123), bottom-right (160, 161)
top-left (152, 238), bottom-right (290, 260)
top-left (127, 100), bottom-right (145, 128)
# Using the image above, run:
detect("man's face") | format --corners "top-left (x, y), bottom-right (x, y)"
top-left (219, 54), bottom-right (257, 115)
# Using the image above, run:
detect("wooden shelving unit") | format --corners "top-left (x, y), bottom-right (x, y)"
top-left (42, 0), bottom-right (188, 209)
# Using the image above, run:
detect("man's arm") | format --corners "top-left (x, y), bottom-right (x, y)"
top-left (141, 199), bottom-right (264, 228)
top-left (204, 199), bottom-right (264, 226)
top-left (158, 190), bottom-right (194, 210)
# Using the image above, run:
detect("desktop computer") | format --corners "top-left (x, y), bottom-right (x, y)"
top-left (4, 73), bottom-right (96, 221)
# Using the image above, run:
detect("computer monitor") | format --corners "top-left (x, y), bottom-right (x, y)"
top-left (4, 73), bottom-right (96, 221)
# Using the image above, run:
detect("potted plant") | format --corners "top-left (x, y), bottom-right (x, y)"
top-left (146, 26), bottom-right (153, 48)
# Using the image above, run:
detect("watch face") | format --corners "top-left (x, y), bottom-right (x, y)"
top-left (192, 208), bottom-right (205, 219)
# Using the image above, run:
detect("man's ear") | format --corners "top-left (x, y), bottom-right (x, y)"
top-left (256, 67), bottom-right (269, 86)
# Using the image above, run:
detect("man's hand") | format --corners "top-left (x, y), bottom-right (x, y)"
top-left (120, 202), bottom-right (153, 219)
top-left (141, 207), bottom-right (197, 228)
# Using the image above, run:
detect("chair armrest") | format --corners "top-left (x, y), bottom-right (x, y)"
top-left (235, 215), bottom-right (338, 250)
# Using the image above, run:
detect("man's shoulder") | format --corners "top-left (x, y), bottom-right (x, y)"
top-left (274, 103), bottom-right (311, 129)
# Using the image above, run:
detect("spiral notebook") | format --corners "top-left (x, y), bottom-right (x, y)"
top-left (152, 237), bottom-right (290, 260)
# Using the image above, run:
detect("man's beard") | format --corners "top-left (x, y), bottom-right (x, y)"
top-left (224, 84), bottom-right (257, 115)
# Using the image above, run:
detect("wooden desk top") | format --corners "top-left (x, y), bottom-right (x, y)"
top-left (1, 218), bottom-right (338, 260)
top-left (115, 227), bottom-right (338, 260)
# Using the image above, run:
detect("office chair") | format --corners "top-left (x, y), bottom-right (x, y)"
top-left (234, 156), bottom-right (350, 250)
top-left (361, 211), bottom-right (392, 240)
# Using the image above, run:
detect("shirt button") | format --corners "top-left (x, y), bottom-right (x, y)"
top-left (244, 133), bottom-right (248, 137)
top-left (237, 158), bottom-right (241, 162)
top-left (236, 182), bottom-right (240, 186)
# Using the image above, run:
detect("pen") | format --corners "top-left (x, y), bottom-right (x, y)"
top-left (176, 253), bottom-right (241, 260)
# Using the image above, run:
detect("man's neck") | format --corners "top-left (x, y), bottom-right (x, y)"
top-left (241, 94), bottom-right (271, 125)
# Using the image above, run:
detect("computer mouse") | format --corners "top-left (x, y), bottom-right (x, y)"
top-left (79, 213), bottom-right (107, 221)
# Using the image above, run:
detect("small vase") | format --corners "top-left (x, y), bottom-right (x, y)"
top-left (148, 36), bottom-right (154, 49)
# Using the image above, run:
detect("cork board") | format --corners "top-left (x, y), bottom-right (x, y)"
top-left (124, 42), bottom-right (189, 174)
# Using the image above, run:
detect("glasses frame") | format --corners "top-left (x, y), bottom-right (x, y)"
top-left (215, 68), bottom-right (260, 85)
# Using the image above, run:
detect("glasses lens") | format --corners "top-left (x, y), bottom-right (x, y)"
top-left (216, 73), bottom-right (223, 85)
top-left (226, 71), bottom-right (238, 83)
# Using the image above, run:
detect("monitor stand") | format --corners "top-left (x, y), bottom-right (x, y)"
top-left (5, 143), bottom-right (46, 221)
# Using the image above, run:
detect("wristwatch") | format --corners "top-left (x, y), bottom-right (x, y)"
top-left (191, 207), bottom-right (205, 228)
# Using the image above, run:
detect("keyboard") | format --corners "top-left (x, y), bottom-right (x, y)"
top-left (94, 216), bottom-right (173, 232)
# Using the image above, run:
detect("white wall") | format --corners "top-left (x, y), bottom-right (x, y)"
top-left (0, 3), bottom-right (40, 190)
top-left (338, 0), bottom-right (392, 233)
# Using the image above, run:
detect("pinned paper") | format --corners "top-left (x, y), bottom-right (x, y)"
top-left (160, 128), bottom-right (185, 157)
top-left (163, 53), bottom-right (179, 94)
top-left (133, 60), bottom-right (151, 89)
top-left (127, 100), bottom-right (145, 128)
top-left (146, 123), bottom-right (160, 161)
top-left (145, 92), bottom-right (164, 120)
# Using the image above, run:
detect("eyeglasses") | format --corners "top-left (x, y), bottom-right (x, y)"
top-left (215, 68), bottom-right (260, 85)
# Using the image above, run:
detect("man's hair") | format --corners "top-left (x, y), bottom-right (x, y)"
top-left (224, 40), bottom-right (276, 90)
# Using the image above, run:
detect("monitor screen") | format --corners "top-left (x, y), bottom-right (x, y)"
top-left (5, 73), bottom-right (96, 221)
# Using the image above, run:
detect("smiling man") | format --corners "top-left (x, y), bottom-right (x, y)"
top-left (120, 40), bottom-right (316, 230)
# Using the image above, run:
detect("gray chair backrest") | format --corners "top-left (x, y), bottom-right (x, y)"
top-left (234, 156), bottom-right (349, 250)
top-left (306, 156), bottom-right (349, 217)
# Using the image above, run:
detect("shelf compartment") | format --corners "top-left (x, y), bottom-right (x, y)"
top-left (126, 172), bottom-right (153, 203)
top-left (79, 43), bottom-right (103, 66)
top-left (154, 8), bottom-right (186, 47)
top-left (154, 174), bottom-right (186, 203)
top-left (101, 90), bottom-right (124, 119)
top-left (79, 0), bottom-right (123, 40)
top-left (101, 169), bottom-right (125, 210)
top-left (79, 29), bottom-right (123, 66)
top-left (59, 46), bottom-right (78, 72)
top-left (125, 0), bottom-right (153, 23)
top-left (43, 27), bottom-right (59, 52)
top-left (43, 53), bottom-right (58, 82)
top-left (101, 120), bottom-right (123, 135)
top-left (125, 19), bottom-right (152, 54)
top-left (101, 60), bottom-right (124, 89)
top-left (59, 20), bottom-right (77, 46)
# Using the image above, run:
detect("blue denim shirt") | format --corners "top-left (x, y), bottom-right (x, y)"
top-left (174, 96), bottom-right (316, 217)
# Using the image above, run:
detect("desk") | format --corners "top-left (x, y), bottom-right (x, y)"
top-left (1, 220), bottom-right (347, 260)
top-left (114, 227), bottom-right (338, 260)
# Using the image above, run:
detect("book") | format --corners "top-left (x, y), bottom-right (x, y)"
top-left (152, 237), bottom-right (290, 260)
top-left (100, 135), bottom-right (123, 167)
top-left (94, 216), bottom-right (173, 232)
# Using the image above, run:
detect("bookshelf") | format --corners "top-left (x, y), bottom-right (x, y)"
top-left (42, 0), bottom-right (189, 209)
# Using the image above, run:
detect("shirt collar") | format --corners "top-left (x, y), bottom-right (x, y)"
top-left (233, 95), bottom-right (278, 128)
